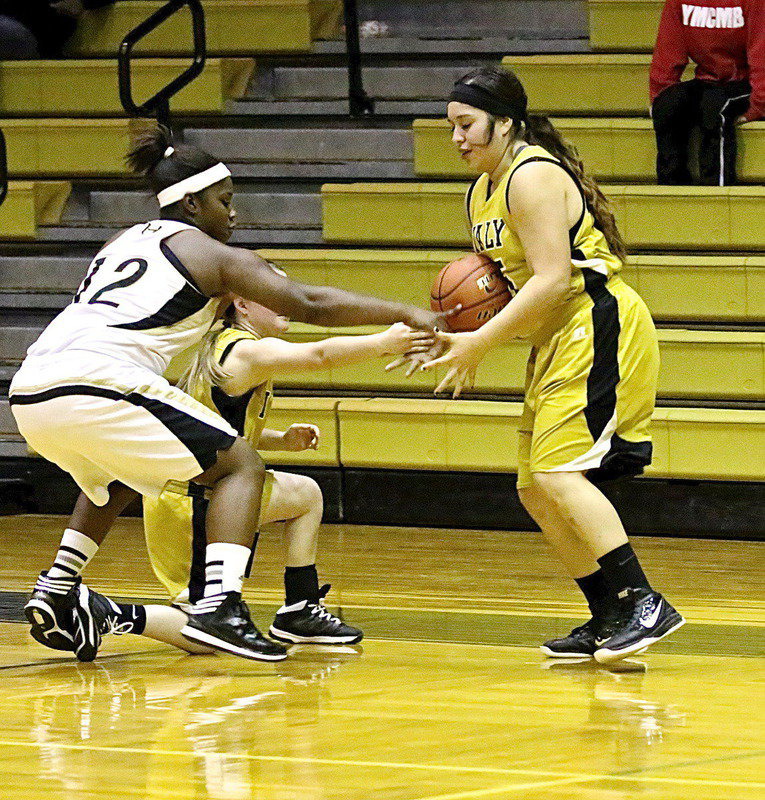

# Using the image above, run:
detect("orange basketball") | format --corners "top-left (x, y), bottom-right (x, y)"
top-left (430, 253), bottom-right (512, 332)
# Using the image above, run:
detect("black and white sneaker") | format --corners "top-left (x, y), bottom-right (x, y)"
top-left (269, 584), bottom-right (363, 645)
top-left (71, 583), bottom-right (103, 663)
top-left (540, 619), bottom-right (600, 658)
top-left (24, 571), bottom-right (79, 652)
top-left (540, 614), bottom-right (620, 659)
top-left (594, 589), bottom-right (685, 664)
top-left (88, 589), bottom-right (141, 637)
top-left (181, 592), bottom-right (288, 662)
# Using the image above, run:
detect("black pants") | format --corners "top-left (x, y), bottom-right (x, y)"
top-left (652, 79), bottom-right (751, 186)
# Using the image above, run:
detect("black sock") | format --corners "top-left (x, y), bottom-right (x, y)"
top-left (284, 565), bottom-right (319, 606)
top-left (597, 543), bottom-right (652, 598)
top-left (574, 569), bottom-right (609, 617)
top-left (108, 601), bottom-right (147, 635)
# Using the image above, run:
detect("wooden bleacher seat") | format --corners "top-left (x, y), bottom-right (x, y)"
top-left (337, 399), bottom-right (765, 480)
top-left (321, 183), bottom-right (765, 250)
top-left (67, 0), bottom-right (341, 56)
top-left (3, 119), bottom-right (130, 177)
top-left (3, 395), bottom-right (760, 479)
top-left (0, 182), bottom-right (71, 239)
top-left (588, 0), bottom-right (663, 52)
top-left (413, 118), bottom-right (765, 183)
top-left (259, 249), bottom-right (765, 324)
top-left (0, 58), bottom-right (254, 116)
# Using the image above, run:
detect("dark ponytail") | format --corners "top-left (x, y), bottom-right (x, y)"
top-left (126, 121), bottom-right (221, 204)
top-left (452, 67), bottom-right (627, 262)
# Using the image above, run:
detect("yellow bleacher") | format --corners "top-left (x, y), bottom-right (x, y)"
top-left (2, 119), bottom-right (130, 177)
top-left (588, 0), bottom-right (663, 52)
top-left (0, 182), bottom-right (71, 239)
top-left (3, 396), bottom-right (762, 480)
top-left (0, 58), bottom-right (253, 116)
top-left (271, 324), bottom-right (764, 401)
top-left (270, 398), bottom-right (762, 481)
top-left (321, 182), bottom-right (765, 250)
top-left (67, 0), bottom-right (341, 56)
top-left (413, 118), bottom-right (765, 183)
top-left (500, 54), bottom-right (662, 115)
top-left (260, 249), bottom-right (765, 324)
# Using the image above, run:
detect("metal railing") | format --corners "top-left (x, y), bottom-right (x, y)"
top-left (118, 0), bottom-right (206, 125)
top-left (344, 0), bottom-right (374, 117)
top-left (0, 128), bottom-right (7, 208)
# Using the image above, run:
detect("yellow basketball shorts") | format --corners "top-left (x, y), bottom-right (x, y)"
top-left (516, 275), bottom-right (659, 489)
top-left (143, 470), bottom-right (275, 606)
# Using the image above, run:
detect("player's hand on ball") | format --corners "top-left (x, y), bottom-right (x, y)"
top-left (380, 322), bottom-right (435, 355)
top-left (420, 331), bottom-right (489, 398)
top-left (403, 305), bottom-right (462, 333)
top-left (281, 424), bottom-right (320, 451)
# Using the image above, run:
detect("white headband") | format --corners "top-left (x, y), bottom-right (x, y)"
top-left (156, 162), bottom-right (232, 207)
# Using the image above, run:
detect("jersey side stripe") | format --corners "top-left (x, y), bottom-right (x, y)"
top-left (582, 271), bottom-right (620, 441)
top-left (160, 239), bottom-right (205, 294)
top-left (111, 282), bottom-right (209, 330)
top-left (9, 383), bottom-right (235, 471)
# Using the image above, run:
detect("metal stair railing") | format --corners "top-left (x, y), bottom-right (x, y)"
top-left (118, 0), bottom-right (206, 126)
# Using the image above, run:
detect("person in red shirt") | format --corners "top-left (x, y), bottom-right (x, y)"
top-left (649, 0), bottom-right (764, 185)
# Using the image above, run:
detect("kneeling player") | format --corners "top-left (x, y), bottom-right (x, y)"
top-left (72, 299), bottom-right (431, 656)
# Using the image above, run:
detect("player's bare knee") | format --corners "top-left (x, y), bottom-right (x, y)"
top-left (197, 438), bottom-right (264, 486)
top-left (295, 475), bottom-right (323, 517)
top-left (530, 472), bottom-right (570, 507)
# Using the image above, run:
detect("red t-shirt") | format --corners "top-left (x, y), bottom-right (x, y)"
top-left (649, 0), bottom-right (764, 120)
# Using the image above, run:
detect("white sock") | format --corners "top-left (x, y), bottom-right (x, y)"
top-left (203, 542), bottom-right (251, 598)
top-left (47, 529), bottom-right (99, 579)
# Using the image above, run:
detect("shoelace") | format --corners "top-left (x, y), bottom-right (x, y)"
top-left (309, 604), bottom-right (340, 624)
top-left (101, 617), bottom-right (135, 636)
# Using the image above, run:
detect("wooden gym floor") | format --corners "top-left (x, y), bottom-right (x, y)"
top-left (0, 514), bottom-right (762, 800)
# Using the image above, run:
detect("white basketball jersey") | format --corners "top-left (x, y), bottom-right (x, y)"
top-left (15, 221), bottom-right (218, 386)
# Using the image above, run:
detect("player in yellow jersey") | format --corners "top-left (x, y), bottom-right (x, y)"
top-left (80, 298), bottom-right (431, 653)
top-left (422, 67), bottom-right (684, 664)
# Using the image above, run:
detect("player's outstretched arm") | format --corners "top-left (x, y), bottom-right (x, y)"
top-left (220, 323), bottom-right (432, 395)
top-left (169, 231), bottom-right (445, 331)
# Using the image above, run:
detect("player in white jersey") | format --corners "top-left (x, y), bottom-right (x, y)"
top-left (11, 124), bottom-right (445, 663)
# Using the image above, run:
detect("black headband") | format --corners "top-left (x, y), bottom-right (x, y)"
top-left (449, 82), bottom-right (526, 121)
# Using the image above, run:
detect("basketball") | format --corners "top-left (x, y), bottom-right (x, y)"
top-left (430, 252), bottom-right (512, 332)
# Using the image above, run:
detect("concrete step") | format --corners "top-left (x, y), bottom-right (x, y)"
top-left (310, 37), bottom-right (589, 55)
top-left (356, 0), bottom-right (587, 38)
top-left (60, 189), bottom-right (322, 229)
top-left (251, 65), bottom-right (472, 100)
top-left (34, 225), bottom-right (324, 246)
top-left (229, 99), bottom-right (446, 116)
top-left (230, 161), bottom-right (416, 179)
top-left (185, 127), bottom-right (413, 164)
top-left (0, 255), bottom-right (89, 292)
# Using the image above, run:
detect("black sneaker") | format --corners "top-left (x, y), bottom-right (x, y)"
top-left (594, 589), bottom-right (685, 664)
top-left (540, 619), bottom-right (599, 658)
top-left (71, 583), bottom-right (103, 663)
top-left (269, 584), bottom-right (363, 645)
top-left (181, 592), bottom-right (288, 662)
top-left (24, 571), bottom-right (79, 652)
top-left (88, 589), bottom-right (142, 637)
top-left (540, 613), bottom-right (620, 659)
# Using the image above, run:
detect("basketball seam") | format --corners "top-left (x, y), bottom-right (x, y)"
top-left (437, 261), bottom-right (496, 303)
top-left (452, 287), bottom-right (512, 315)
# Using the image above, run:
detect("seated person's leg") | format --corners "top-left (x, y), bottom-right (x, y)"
top-left (698, 80), bottom-right (752, 186)
top-left (652, 80), bottom-right (700, 184)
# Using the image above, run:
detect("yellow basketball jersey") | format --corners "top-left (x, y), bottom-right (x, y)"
top-left (466, 144), bottom-right (623, 313)
top-left (193, 326), bottom-right (273, 444)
